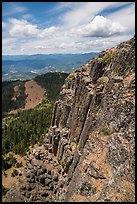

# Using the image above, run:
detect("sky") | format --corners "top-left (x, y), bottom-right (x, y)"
top-left (2, 2), bottom-right (135, 55)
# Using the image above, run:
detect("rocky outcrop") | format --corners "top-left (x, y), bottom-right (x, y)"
top-left (3, 36), bottom-right (135, 202)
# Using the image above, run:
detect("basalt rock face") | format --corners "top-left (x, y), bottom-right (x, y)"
top-left (3, 36), bottom-right (135, 202)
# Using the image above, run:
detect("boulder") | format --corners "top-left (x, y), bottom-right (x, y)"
top-left (80, 182), bottom-right (96, 196)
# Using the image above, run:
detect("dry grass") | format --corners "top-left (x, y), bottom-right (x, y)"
top-left (24, 80), bottom-right (46, 110)
top-left (2, 153), bottom-right (26, 189)
top-left (9, 80), bottom-right (46, 114)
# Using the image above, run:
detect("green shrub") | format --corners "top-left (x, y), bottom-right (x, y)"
top-left (123, 190), bottom-right (133, 202)
top-left (2, 185), bottom-right (9, 196)
top-left (34, 72), bottom-right (68, 102)
top-left (100, 124), bottom-right (113, 135)
top-left (2, 155), bottom-right (17, 171)
top-left (2, 103), bottom-right (53, 156)
top-left (103, 53), bottom-right (112, 65)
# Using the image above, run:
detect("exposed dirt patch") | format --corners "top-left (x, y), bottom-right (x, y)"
top-left (2, 154), bottom-right (26, 189)
top-left (3, 167), bottom-right (18, 189)
top-left (9, 80), bottom-right (46, 114)
top-left (70, 194), bottom-right (91, 202)
top-left (123, 73), bottom-right (135, 88)
top-left (24, 80), bottom-right (46, 110)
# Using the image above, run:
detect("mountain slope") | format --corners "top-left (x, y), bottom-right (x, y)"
top-left (34, 72), bottom-right (69, 102)
top-left (2, 72), bottom-right (68, 116)
top-left (2, 80), bottom-right (27, 115)
top-left (2, 72), bottom-right (68, 156)
top-left (3, 36), bottom-right (135, 202)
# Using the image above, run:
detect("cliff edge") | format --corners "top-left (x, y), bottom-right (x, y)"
top-left (3, 36), bottom-right (135, 202)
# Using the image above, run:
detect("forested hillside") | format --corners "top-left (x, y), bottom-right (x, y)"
top-left (2, 80), bottom-right (27, 116)
top-left (2, 72), bottom-right (68, 161)
top-left (34, 72), bottom-right (68, 101)
top-left (2, 72), bottom-right (68, 116)
top-left (2, 100), bottom-right (52, 156)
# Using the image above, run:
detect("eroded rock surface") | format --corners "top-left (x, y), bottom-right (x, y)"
top-left (3, 36), bottom-right (135, 202)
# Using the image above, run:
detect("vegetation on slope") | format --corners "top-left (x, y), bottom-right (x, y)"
top-left (2, 80), bottom-right (27, 116)
top-left (2, 72), bottom-right (68, 167)
top-left (34, 72), bottom-right (68, 102)
top-left (2, 185), bottom-right (9, 196)
top-left (2, 100), bottom-right (52, 156)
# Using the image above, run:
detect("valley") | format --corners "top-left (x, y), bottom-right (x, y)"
top-left (2, 53), bottom-right (98, 81)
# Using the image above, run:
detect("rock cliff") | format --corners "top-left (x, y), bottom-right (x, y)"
top-left (3, 36), bottom-right (135, 202)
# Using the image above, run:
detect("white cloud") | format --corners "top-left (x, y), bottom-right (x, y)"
top-left (48, 2), bottom-right (78, 14)
top-left (8, 18), bottom-right (61, 38)
top-left (59, 2), bottom-right (123, 28)
top-left (2, 2), bottom-right (135, 55)
top-left (2, 37), bottom-right (16, 46)
top-left (78, 16), bottom-right (126, 37)
top-left (9, 19), bottom-right (39, 37)
top-left (2, 22), bottom-right (8, 28)
top-left (39, 26), bottom-right (60, 38)
top-left (2, 37), bottom-right (17, 55)
top-left (108, 3), bottom-right (135, 32)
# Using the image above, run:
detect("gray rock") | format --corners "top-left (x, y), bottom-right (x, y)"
top-left (26, 184), bottom-right (32, 191)
top-left (112, 76), bottom-right (123, 83)
top-left (25, 192), bottom-right (31, 198)
top-left (37, 168), bottom-right (46, 176)
top-left (80, 182), bottom-right (96, 196)
top-left (53, 175), bottom-right (58, 182)
top-left (45, 178), bottom-right (52, 186)
top-left (26, 173), bottom-right (30, 178)
top-left (29, 178), bottom-right (35, 183)
top-left (41, 191), bottom-right (49, 197)
top-left (39, 175), bottom-right (46, 185)
top-left (47, 174), bottom-right (52, 180)
top-left (88, 163), bottom-right (106, 179)
top-left (48, 147), bottom-right (53, 153)
top-left (57, 167), bottom-right (62, 174)
top-left (20, 185), bottom-right (26, 191)
top-left (48, 182), bottom-right (54, 191)
top-left (47, 169), bottom-right (51, 175)
top-left (53, 188), bottom-right (57, 194)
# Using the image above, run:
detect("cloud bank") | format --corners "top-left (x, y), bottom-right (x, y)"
top-left (2, 2), bottom-right (135, 55)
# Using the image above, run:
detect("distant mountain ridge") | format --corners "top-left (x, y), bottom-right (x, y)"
top-left (2, 52), bottom-right (99, 61)
top-left (2, 52), bottom-right (99, 81)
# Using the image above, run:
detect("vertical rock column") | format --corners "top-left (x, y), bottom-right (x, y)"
top-left (52, 128), bottom-right (60, 156)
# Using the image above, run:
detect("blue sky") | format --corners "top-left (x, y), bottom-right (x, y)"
top-left (2, 2), bottom-right (135, 55)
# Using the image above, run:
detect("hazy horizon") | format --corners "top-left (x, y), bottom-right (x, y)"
top-left (2, 51), bottom-right (100, 56)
